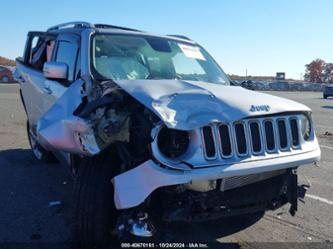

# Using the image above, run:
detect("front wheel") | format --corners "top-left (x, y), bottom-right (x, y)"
top-left (72, 153), bottom-right (118, 248)
top-left (323, 94), bottom-right (328, 99)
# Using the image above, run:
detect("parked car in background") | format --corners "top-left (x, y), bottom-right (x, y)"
top-left (241, 80), bottom-right (255, 90)
top-left (0, 66), bottom-right (14, 82)
top-left (323, 85), bottom-right (333, 99)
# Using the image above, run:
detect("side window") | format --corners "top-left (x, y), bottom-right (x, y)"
top-left (26, 35), bottom-right (56, 71)
top-left (28, 36), bottom-right (46, 71)
top-left (55, 41), bottom-right (78, 81)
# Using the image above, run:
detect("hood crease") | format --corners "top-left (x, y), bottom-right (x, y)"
top-left (113, 79), bottom-right (310, 130)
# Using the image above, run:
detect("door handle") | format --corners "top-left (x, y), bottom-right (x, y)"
top-left (43, 86), bottom-right (52, 94)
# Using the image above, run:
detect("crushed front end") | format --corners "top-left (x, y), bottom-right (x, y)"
top-left (35, 79), bottom-right (321, 238)
top-left (111, 107), bottom-right (320, 236)
top-left (153, 169), bottom-right (301, 222)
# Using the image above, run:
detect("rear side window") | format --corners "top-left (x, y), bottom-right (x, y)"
top-left (55, 41), bottom-right (78, 81)
top-left (24, 33), bottom-right (56, 71)
top-left (28, 36), bottom-right (47, 71)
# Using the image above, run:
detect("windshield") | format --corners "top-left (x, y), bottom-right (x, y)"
top-left (91, 34), bottom-right (230, 85)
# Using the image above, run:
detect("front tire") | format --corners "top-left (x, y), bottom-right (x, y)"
top-left (324, 94), bottom-right (328, 99)
top-left (72, 153), bottom-right (118, 248)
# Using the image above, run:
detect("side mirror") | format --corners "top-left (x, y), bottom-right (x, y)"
top-left (43, 62), bottom-right (68, 80)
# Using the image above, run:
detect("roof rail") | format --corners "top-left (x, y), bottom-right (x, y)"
top-left (94, 24), bottom-right (141, 32)
top-left (167, 34), bottom-right (192, 41)
top-left (47, 21), bottom-right (94, 31)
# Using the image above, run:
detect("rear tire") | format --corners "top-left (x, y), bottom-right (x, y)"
top-left (72, 153), bottom-right (118, 248)
top-left (27, 121), bottom-right (56, 163)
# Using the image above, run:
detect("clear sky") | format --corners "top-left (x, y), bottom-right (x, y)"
top-left (1, 0), bottom-right (332, 79)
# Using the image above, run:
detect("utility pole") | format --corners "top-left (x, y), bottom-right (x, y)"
top-left (246, 69), bottom-right (248, 78)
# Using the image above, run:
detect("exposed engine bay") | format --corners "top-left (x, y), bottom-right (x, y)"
top-left (37, 80), bottom-right (157, 168)
top-left (77, 81), bottom-right (158, 170)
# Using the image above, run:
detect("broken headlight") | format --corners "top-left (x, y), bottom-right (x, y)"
top-left (300, 114), bottom-right (312, 141)
top-left (157, 127), bottom-right (190, 158)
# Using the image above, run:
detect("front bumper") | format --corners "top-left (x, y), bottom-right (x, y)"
top-left (158, 170), bottom-right (298, 221)
top-left (112, 147), bottom-right (320, 210)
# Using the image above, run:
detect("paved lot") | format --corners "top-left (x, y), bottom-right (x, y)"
top-left (0, 83), bottom-right (332, 247)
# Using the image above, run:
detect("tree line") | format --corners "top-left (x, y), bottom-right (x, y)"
top-left (305, 59), bottom-right (333, 83)
top-left (0, 56), bottom-right (15, 67)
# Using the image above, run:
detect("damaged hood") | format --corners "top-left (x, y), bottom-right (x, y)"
top-left (114, 80), bottom-right (311, 130)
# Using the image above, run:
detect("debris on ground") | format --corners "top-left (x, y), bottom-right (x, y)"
top-left (318, 131), bottom-right (333, 141)
top-left (319, 131), bottom-right (333, 137)
top-left (324, 131), bottom-right (332, 136)
top-left (48, 201), bottom-right (62, 207)
top-left (276, 212), bottom-right (284, 219)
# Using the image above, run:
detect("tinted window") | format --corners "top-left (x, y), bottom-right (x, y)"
top-left (55, 41), bottom-right (78, 81)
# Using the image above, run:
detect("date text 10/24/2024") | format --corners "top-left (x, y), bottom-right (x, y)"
top-left (120, 242), bottom-right (209, 248)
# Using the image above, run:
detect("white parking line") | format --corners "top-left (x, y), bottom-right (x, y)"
top-left (306, 194), bottom-right (333, 205)
top-left (320, 144), bottom-right (333, 150)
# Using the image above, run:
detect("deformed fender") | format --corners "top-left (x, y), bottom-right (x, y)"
top-left (37, 80), bottom-right (100, 155)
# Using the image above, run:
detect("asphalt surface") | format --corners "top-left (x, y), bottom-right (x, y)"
top-left (0, 83), bottom-right (332, 248)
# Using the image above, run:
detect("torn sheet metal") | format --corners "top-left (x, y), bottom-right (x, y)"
top-left (112, 148), bottom-right (321, 209)
top-left (37, 80), bottom-right (100, 155)
top-left (114, 79), bottom-right (311, 130)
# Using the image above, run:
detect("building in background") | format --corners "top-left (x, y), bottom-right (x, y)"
top-left (276, 72), bottom-right (286, 81)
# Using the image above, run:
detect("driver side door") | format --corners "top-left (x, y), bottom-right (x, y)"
top-left (43, 33), bottom-right (80, 112)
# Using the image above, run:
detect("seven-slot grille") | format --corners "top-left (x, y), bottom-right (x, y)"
top-left (202, 116), bottom-right (301, 159)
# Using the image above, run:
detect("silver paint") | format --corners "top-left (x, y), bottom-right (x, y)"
top-left (112, 147), bottom-right (320, 209)
top-left (113, 79), bottom-right (310, 130)
top-left (36, 80), bottom-right (100, 155)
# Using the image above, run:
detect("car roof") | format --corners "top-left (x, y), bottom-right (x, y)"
top-left (94, 28), bottom-right (197, 44)
top-left (46, 21), bottom-right (197, 45)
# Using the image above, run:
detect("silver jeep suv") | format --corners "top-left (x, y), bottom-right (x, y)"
top-left (15, 22), bottom-right (320, 246)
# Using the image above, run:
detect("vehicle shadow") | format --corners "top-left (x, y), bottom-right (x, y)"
top-left (315, 97), bottom-right (332, 100)
top-left (0, 148), bottom-right (40, 165)
top-left (0, 148), bottom-right (262, 246)
top-left (165, 212), bottom-right (264, 243)
top-left (321, 105), bottom-right (333, 109)
top-left (0, 148), bottom-right (73, 244)
top-left (0, 148), bottom-right (61, 167)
